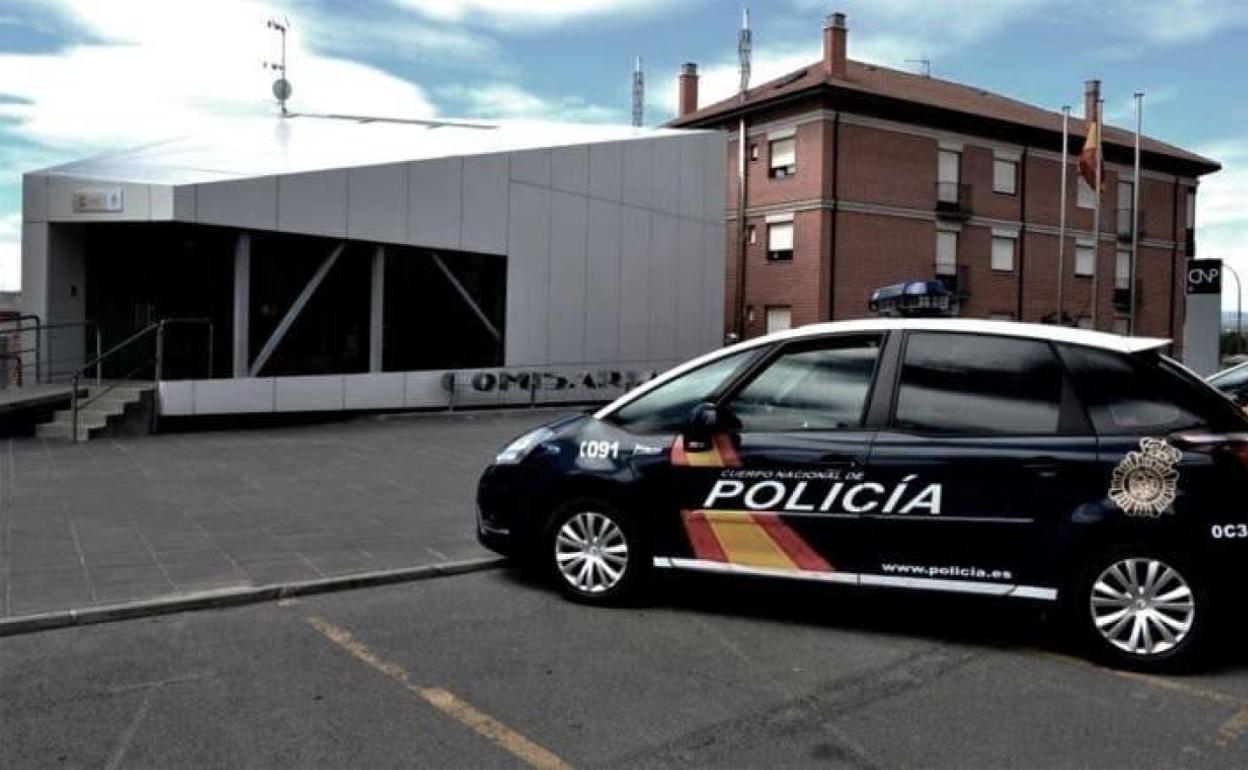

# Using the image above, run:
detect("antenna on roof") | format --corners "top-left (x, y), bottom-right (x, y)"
top-left (738, 6), bottom-right (752, 97)
top-left (905, 57), bottom-right (932, 78)
top-left (265, 17), bottom-right (292, 116)
top-left (632, 57), bottom-right (645, 127)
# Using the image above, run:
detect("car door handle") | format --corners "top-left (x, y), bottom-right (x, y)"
top-left (1023, 458), bottom-right (1061, 478)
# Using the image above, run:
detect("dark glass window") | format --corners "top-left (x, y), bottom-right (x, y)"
top-left (727, 337), bottom-right (880, 431)
top-left (1059, 346), bottom-right (1242, 434)
top-left (894, 333), bottom-right (1063, 435)
top-left (1209, 362), bottom-right (1248, 396)
top-left (612, 349), bottom-right (759, 433)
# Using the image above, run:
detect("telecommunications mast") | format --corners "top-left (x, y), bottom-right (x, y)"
top-left (632, 57), bottom-right (645, 127)
top-left (265, 17), bottom-right (292, 115)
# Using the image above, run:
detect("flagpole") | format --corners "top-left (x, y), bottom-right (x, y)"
top-left (1058, 105), bottom-right (1070, 323)
top-left (1130, 92), bottom-right (1143, 335)
top-left (1091, 97), bottom-right (1103, 329)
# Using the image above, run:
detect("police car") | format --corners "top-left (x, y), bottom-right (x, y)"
top-left (476, 319), bottom-right (1248, 670)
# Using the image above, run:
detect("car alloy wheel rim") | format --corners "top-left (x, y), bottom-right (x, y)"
top-left (555, 511), bottom-right (629, 594)
top-left (1090, 558), bottom-right (1195, 657)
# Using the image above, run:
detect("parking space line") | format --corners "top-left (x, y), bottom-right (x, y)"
top-left (306, 615), bottom-right (572, 770)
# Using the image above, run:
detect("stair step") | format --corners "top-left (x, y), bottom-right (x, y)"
top-left (36, 422), bottom-right (94, 441)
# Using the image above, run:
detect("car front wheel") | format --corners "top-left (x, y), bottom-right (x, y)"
top-left (1077, 552), bottom-right (1208, 671)
top-left (548, 502), bottom-right (645, 604)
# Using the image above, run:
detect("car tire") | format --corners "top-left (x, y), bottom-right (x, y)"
top-left (1070, 548), bottom-right (1211, 672)
top-left (546, 499), bottom-right (647, 605)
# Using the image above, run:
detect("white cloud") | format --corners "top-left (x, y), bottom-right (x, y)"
top-left (1194, 138), bottom-right (1248, 310)
top-left (440, 83), bottom-right (618, 123)
top-left (0, 0), bottom-right (443, 289)
top-left (390, 0), bottom-right (677, 28)
top-left (0, 0), bottom-right (435, 156)
top-left (0, 212), bottom-right (19, 292)
top-left (1106, 0), bottom-right (1248, 43)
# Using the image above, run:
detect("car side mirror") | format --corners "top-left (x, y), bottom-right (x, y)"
top-left (684, 402), bottom-right (735, 451)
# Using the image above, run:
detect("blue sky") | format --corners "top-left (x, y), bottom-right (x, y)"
top-left (1, 0), bottom-right (1245, 305)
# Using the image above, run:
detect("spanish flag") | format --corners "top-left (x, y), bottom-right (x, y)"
top-left (1078, 113), bottom-right (1101, 191)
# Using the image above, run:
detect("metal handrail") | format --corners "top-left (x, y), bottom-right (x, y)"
top-left (0, 318), bottom-right (101, 388)
top-left (69, 317), bottom-right (214, 442)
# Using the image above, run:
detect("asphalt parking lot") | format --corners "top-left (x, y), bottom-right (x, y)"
top-left (5, 566), bottom-right (1248, 769)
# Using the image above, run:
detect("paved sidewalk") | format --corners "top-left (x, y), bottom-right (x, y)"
top-left (0, 409), bottom-right (566, 619)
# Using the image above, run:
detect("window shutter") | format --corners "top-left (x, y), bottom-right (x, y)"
top-left (936, 231), bottom-right (958, 275)
top-left (769, 138), bottom-right (796, 169)
top-left (992, 160), bottom-right (1016, 194)
top-left (768, 222), bottom-right (794, 252)
top-left (991, 236), bottom-right (1015, 271)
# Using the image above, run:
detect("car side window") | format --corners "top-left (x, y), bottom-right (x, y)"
top-left (725, 336), bottom-right (881, 432)
top-left (1210, 363), bottom-right (1248, 396)
top-left (1058, 345), bottom-right (1228, 435)
top-left (611, 349), bottom-right (760, 433)
top-left (893, 332), bottom-right (1064, 435)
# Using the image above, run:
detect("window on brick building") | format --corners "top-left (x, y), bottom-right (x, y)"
top-left (767, 221), bottom-right (794, 261)
top-left (992, 159), bottom-right (1017, 195)
top-left (1115, 249), bottom-right (1131, 290)
top-left (938, 149), bottom-right (960, 202)
top-left (991, 235), bottom-right (1016, 272)
top-left (1077, 177), bottom-right (1097, 209)
top-left (1075, 244), bottom-right (1095, 277)
top-left (769, 136), bottom-right (796, 178)
top-left (1112, 317), bottom-right (1130, 336)
top-left (750, 143), bottom-right (759, 161)
top-left (1076, 317), bottom-right (1093, 329)
top-left (747, 224), bottom-right (757, 245)
top-left (765, 306), bottom-right (792, 334)
top-left (936, 230), bottom-right (958, 276)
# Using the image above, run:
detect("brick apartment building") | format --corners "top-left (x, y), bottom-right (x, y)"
top-left (669, 13), bottom-right (1220, 351)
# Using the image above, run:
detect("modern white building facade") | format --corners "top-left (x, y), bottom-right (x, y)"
top-left (19, 116), bottom-right (726, 415)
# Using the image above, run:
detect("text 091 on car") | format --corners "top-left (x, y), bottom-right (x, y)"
top-left (476, 319), bottom-right (1248, 671)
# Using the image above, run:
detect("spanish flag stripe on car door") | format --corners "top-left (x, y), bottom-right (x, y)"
top-left (682, 510), bottom-right (835, 573)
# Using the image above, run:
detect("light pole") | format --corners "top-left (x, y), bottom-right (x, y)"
top-left (1224, 262), bottom-right (1243, 350)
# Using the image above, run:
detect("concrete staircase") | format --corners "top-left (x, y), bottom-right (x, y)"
top-left (36, 384), bottom-right (154, 441)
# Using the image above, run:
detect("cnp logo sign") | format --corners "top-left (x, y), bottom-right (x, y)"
top-left (1187, 259), bottom-right (1223, 295)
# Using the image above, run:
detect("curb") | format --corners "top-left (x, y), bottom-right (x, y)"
top-left (0, 556), bottom-right (507, 639)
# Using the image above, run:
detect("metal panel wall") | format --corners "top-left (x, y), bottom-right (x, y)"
top-left (407, 157), bottom-right (462, 250)
top-left (348, 163), bottom-right (407, 244)
top-left (197, 176), bottom-right (278, 231)
top-left (547, 191), bottom-right (588, 365)
top-left (618, 207), bottom-right (652, 361)
top-left (277, 170), bottom-right (348, 238)
top-left (460, 154), bottom-right (509, 255)
top-left (585, 200), bottom-right (622, 364)
top-left (551, 146), bottom-right (589, 196)
top-left (588, 142), bottom-right (624, 202)
top-left (647, 213), bottom-right (679, 361)
top-left (505, 183), bottom-right (551, 366)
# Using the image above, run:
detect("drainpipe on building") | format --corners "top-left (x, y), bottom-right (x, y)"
top-left (829, 111), bottom-right (841, 320)
top-left (1017, 148), bottom-right (1028, 320)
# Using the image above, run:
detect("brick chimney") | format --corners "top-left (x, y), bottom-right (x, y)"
top-left (678, 62), bottom-right (699, 117)
top-left (823, 12), bottom-right (847, 78)
top-left (1084, 79), bottom-right (1101, 122)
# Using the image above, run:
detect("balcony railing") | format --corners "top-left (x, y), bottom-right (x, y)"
top-left (1116, 207), bottom-right (1145, 242)
top-left (936, 264), bottom-right (969, 307)
top-left (935, 182), bottom-right (972, 220)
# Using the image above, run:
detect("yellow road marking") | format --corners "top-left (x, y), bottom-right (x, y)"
top-left (306, 615), bottom-right (572, 770)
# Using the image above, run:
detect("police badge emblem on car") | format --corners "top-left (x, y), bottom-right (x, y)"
top-left (1109, 438), bottom-right (1183, 518)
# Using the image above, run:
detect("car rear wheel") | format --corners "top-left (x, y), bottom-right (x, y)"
top-left (547, 502), bottom-right (645, 604)
top-left (1076, 552), bottom-right (1208, 671)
